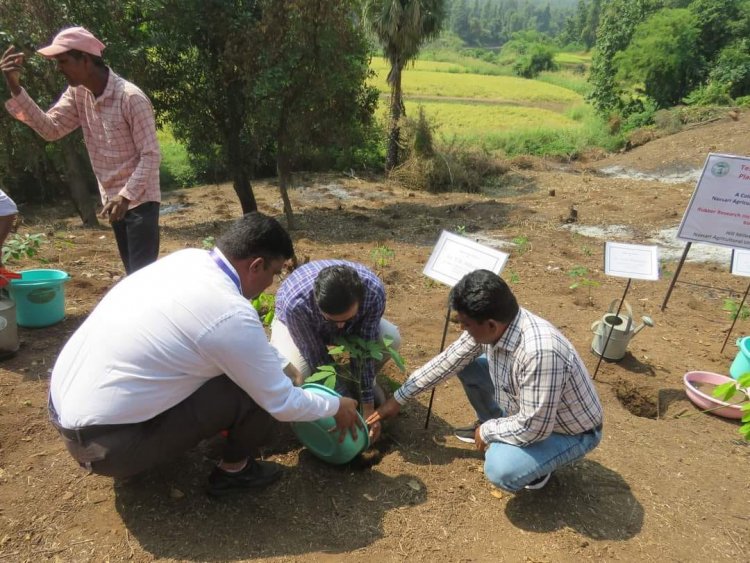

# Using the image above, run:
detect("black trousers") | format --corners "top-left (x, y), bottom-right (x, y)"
top-left (111, 201), bottom-right (160, 275)
top-left (49, 376), bottom-right (275, 479)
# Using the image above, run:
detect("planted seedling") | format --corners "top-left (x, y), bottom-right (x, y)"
top-left (305, 335), bottom-right (405, 412)
top-left (2, 233), bottom-right (46, 263)
top-left (723, 298), bottom-right (750, 321)
top-left (712, 373), bottom-right (750, 441)
top-left (568, 266), bottom-right (599, 305)
top-left (251, 292), bottom-right (275, 326)
top-left (201, 236), bottom-right (215, 250)
top-left (370, 244), bottom-right (395, 268)
top-left (512, 236), bottom-right (530, 255)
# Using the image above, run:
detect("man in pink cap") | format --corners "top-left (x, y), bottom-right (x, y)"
top-left (1, 27), bottom-right (161, 274)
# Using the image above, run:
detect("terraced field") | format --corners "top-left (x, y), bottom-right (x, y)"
top-left (370, 55), bottom-right (595, 154)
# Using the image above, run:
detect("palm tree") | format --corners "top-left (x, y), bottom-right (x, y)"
top-left (364, 0), bottom-right (446, 171)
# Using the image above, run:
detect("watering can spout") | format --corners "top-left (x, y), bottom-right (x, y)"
top-left (632, 316), bottom-right (654, 336)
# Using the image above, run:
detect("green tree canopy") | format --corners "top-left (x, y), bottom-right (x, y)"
top-left (614, 8), bottom-right (702, 107)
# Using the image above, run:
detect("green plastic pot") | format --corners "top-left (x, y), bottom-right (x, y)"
top-left (291, 383), bottom-right (369, 464)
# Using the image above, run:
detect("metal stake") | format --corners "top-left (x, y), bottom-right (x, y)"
top-left (593, 279), bottom-right (632, 380)
top-left (424, 305), bottom-right (452, 429)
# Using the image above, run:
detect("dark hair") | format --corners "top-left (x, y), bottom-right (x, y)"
top-left (314, 265), bottom-right (364, 315)
top-left (67, 49), bottom-right (106, 68)
top-left (216, 212), bottom-right (294, 264)
top-left (450, 270), bottom-right (519, 323)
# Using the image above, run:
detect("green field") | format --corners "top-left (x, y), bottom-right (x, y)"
top-left (397, 100), bottom-right (579, 137)
top-left (370, 53), bottom-right (604, 156)
top-left (371, 57), bottom-right (582, 104)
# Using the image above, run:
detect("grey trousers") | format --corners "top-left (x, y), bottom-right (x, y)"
top-left (49, 376), bottom-right (274, 479)
top-left (111, 201), bottom-right (160, 275)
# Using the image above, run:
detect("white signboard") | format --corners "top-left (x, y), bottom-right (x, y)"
top-left (677, 153), bottom-right (750, 250)
top-left (604, 242), bottom-right (660, 281)
top-left (731, 248), bottom-right (750, 278)
top-left (423, 231), bottom-right (509, 287)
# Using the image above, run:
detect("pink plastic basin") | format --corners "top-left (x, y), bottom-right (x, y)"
top-left (683, 371), bottom-right (744, 420)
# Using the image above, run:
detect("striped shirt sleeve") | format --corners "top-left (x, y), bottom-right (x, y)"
top-left (5, 87), bottom-right (81, 141)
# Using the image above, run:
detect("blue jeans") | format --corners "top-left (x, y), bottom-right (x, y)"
top-left (457, 356), bottom-right (602, 492)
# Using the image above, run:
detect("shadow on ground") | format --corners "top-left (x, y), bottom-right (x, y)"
top-left (505, 459), bottom-right (643, 541)
top-left (115, 449), bottom-right (426, 561)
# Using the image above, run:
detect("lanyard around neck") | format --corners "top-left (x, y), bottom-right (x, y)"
top-left (210, 249), bottom-right (241, 292)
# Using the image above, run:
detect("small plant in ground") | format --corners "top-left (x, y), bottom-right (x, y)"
top-left (581, 245), bottom-right (593, 257)
top-left (455, 225), bottom-right (467, 235)
top-left (371, 244), bottom-right (395, 268)
top-left (2, 233), bottom-right (46, 264)
top-left (507, 270), bottom-right (520, 284)
top-left (305, 335), bottom-right (405, 412)
top-left (723, 298), bottom-right (750, 321)
top-left (712, 373), bottom-right (750, 441)
top-left (568, 266), bottom-right (600, 304)
top-left (512, 236), bottom-right (529, 255)
top-left (201, 236), bottom-right (215, 250)
top-left (251, 292), bottom-right (275, 326)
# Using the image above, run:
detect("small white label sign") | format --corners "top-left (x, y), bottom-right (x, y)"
top-left (604, 242), bottom-right (660, 281)
top-left (731, 248), bottom-right (750, 278)
top-left (423, 231), bottom-right (509, 287)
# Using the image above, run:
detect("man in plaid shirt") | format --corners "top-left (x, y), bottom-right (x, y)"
top-left (368, 270), bottom-right (603, 491)
top-left (271, 260), bottom-right (400, 443)
top-left (1, 27), bottom-right (160, 274)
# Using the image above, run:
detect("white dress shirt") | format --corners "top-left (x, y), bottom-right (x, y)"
top-left (50, 248), bottom-right (339, 428)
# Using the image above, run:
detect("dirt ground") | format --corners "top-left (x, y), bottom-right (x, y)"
top-left (1, 112), bottom-right (750, 562)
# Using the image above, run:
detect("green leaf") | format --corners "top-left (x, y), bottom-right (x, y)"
top-left (742, 402), bottom-right (750, 412)
top-left (382, 336), bottom-right (394, 347)
top-left (741, 412), bottom-right (750, 423)
top-left (306, 371), bottom-right (331, 383)
top-left (388, 348), bottom-right (406, 372)
top-left (737, 373), bottom-right (750, 387)
top-left (328, 345), bottom-right (346, 356)
top-left (712, 381), bottom-right (737, 402)
top-left (740, 424), bottom-right (750, 441)
top-left (317, 365), bottom-right (337, 373)
top-left (323, 375), bottom-right (336, 390)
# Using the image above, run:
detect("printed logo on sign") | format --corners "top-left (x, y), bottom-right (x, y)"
top-left (711, 161), bottom-right (730, 177)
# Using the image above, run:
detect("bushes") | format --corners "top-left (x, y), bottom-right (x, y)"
top-left (513, 44), bottom-right (558, 79)
top-left (388, 107), bottom-right (507, 193)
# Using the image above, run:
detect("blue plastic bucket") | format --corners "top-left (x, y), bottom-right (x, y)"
top-left (729, 336), bottom-right (750, 380)
top-left (8, 269), bottom-right (70, 328)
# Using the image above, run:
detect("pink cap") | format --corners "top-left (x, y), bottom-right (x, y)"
top-left (37, 27), bottom-right (106, 58)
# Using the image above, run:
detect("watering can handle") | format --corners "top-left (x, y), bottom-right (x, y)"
top-left (591, 320), bottom-right (601, 333)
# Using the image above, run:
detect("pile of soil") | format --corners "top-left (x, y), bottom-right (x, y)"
top-left (1, 112), bottom-right (749, 562)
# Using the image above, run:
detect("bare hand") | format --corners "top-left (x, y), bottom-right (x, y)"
top-left (1, 46), bottom-right (24, 95)
top-left (98, 196), bottom-right (130, 223)
top-left (474, 425), bottom-right (488, 452)
top-left (331, 396), bottom-right (363, 443)
top-left (283, 363), bottom-right (304, 386)
top-left (362, 402), bottom-right (381, 443)
top-left (365, 396), bottom-right (401, 426)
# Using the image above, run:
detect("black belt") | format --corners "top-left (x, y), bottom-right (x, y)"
top-left (48, 399), bottom-right (126, 443)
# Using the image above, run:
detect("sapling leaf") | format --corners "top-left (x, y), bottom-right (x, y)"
top-left (323, 375), bottom-right (336, 390)
top-left (388, 348), bottom-right (406, 372)
top-left (712, 381), bottom-right (737, 402)
top-left (318, 365), bottom-right (337, 373)
top-left (306, 372), bottom-right (330, 383)
top-left (740, 424), bottom-right (750, 440)
top-left (741, 402), bottom-right (750, 412)
top-left (328, 345), bottom-right (346, 356)
top-left (382, 336), bottom-right (394, 347)
top-left (737, 373), bottom-right (750, 387)
top-left (742, 413), bottom-right (750, 423)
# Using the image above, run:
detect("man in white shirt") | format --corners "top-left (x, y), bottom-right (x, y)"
top-left (49, 212), bottom-right (362, 496)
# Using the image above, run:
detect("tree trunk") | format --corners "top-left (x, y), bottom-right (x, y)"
top-left (226, 81), bottom-right (257, 214)
top-left (60, 141), bottom-right (99, 227)
top-left (276, 122), bottom-right (295, 230)
top-left (385, 62), bottom-right (404, 173)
